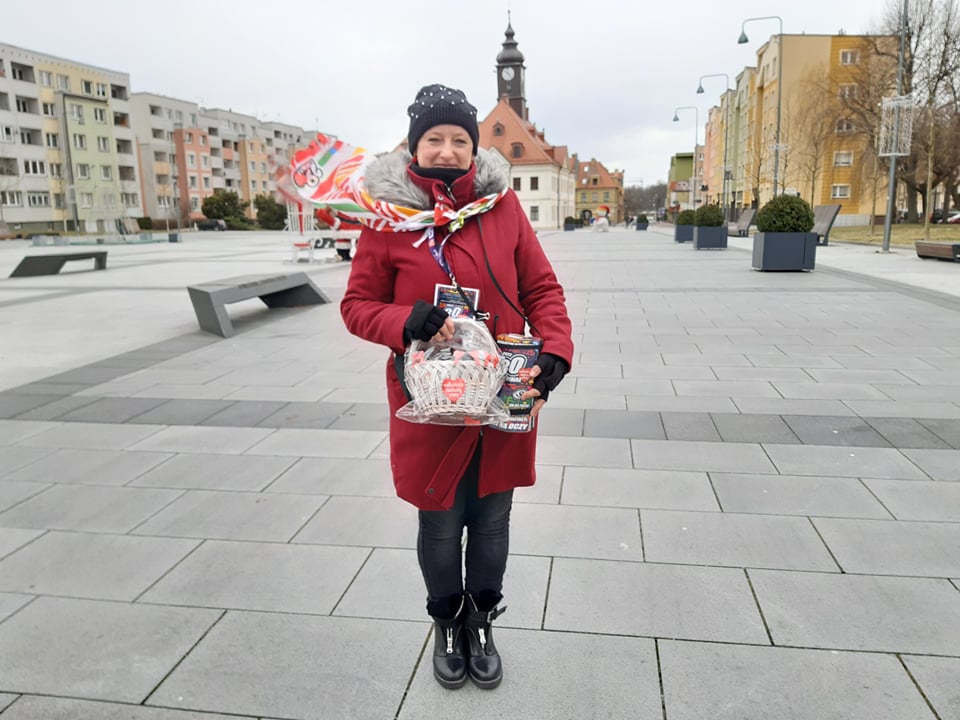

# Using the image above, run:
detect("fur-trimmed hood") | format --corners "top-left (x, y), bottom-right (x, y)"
top-left (363, 149), bottom-right (509, 210)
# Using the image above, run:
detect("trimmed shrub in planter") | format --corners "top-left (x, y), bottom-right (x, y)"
top-left (635, 213), bottom-right (649, 231)
top-left (752, 195), bottom-right (817, 271)
top-left (693, 204), bottom-right (727, 249)
top-left (675, 209), bottom-right (695, 243)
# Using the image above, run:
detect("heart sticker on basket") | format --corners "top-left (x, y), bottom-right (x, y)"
top-left (442, 378), bottom-right (466, 403)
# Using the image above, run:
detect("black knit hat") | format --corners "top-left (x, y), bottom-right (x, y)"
top-left (407, 84), bottom-right (479, 156)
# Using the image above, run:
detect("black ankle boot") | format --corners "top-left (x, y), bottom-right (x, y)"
top-left (463, 591), bottom-right (506, 689)
top-left (427, 594), bottom-right (467, 689)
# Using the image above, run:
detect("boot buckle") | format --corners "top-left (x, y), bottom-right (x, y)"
top-left (446, 627), bottom-right (455, 654)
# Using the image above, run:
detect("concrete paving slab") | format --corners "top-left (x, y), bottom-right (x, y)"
top-left (127, 425), bottom-right (275, 454)
top-left (142, 539), bottom-right (369, 614)
top-left (534, 435), bottom-right (633, 468)
top-left (581, 409), bottom-right (663, 439)
top-left (11, 394), bottom-right (102, 421)
top-left (0, 420), bottom-right (58, 445)
top-left (0, 696), bottom-right (249, 719)
top-left (546, 557), bottom-right (768, 644)
top-left (244, 427), bottom-right (387, 458)
top-left (133, 489), bottom-right (326, 542)
top-left (130, 452), bottom-right (297, 492)
top-left (149, 611), bottom-right (424, 720)
top-left (660, 640), bottom-right (936, 720)
top-left (0, 528), bottom-right (43, 560)
top-left (125, 398), bottom-right (236, 425)
top-left (631, 438), bottom-right (776, 473)
top-left (711, 413), bottom-right (800, 443)
top-left (398, 629), bottom-right (661, 719)
top-left (0, 592), bottom-right (31, 622)
top-left (918, 418), bottom-right (960, 448)
top-left (562, 466), bottom-right (718, 511)
top-left (3, 448), bottom-right (171, 486)
top-left (865, 478), bottom-right (960, 521)
top-left (262, 457), bottom-right (393, 496)
top-left (863, 417), bottom-right (954, 449)
top-left (661, 411), bottom-right (722, 441)
top-left (293, 495), bottom-right (418, 548)
top-left (0, 481), bottom-right (49, 512)
top-left (0, 530), bottom-right (198, 600)
top-left (0, 596), bottom-right (219, 702)
top-left (900, 448), bottom-right (960, 481)
top-left (642, 509), bottom-right (839, 571)
top-left (711, 472), bottom-right (891, 518)
top-left (0, 484), bottom-right (181, 533)
top-left (514, 464), bottom-right (563, 504)
top-left (626, 395), bottom-right (741, 413)
top-left (753, 570), bottom-right (960, 658)
top-left (14, 421), bottom-right (164, 450)
top-left (763, 443), bottom-right (929, 479)
top-left (780, 415), bottom-right (892, 447)
top-left (509, 503), bottom-right (643, 561)
top-left (813, 517), bottom-right (960, 576)
top-left (901, 655), bottom-right (960, 720)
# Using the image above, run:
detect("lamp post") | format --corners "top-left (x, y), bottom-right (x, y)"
top-left (739, 15), bottom-right (783, 200)
top-left (673, 106), bottom-right (699, 212)
top-left (697, 73), bottom-right (731, 219)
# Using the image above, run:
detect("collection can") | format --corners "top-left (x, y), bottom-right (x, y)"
top-left (491, 334), bottom-right (542, 433)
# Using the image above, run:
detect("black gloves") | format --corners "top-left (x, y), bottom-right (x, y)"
top-left (404, 300), bottom-right (449, 343)
top-left (530, 353), bottom-right (570, 403)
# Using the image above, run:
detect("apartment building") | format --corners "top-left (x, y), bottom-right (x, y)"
top-left (701, 34), bottom-right (893, 223)
top-left (0, 43), bottom-right (140, 235)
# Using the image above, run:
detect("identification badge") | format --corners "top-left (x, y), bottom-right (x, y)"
top-left (434, 283), bottom-right (479, 319)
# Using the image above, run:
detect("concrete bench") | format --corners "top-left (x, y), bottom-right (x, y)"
top-left (915, 241), bottom-right (960, 262)
top-left (10, 251), bottom-right (107, 278)
top-left (186, 272), bottom-right (331, 337)
top-left (727, 208), bottom-right (756, 237)
top-left (812, 204), bottom-right (842, 246)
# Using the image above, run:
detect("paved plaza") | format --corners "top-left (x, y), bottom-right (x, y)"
top-left (0, 225), bottom-right (958, 719)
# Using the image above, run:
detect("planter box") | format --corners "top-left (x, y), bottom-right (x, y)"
top-left (563, 224), bottom-right (576, 232)
top-left (752, 232), bottom-right (817, 271)
top-left (675, 225), bottom-right (694, 243)
top-left (635, 223), bottom-right (649, 231)
top-left (693, 226), bottom-right (727, 249)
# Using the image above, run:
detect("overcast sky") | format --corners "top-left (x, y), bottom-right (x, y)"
top-left (5, 0), bottom-right (896, 186)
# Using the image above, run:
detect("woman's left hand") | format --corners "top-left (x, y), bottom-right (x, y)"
top-left (519, 354), bottom-right (569, 416)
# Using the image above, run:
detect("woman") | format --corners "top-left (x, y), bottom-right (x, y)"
top-left (340, 84), bottom-right (573, 690)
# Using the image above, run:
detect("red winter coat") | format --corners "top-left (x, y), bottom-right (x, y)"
top-left (340, 151), bottom-right (574, 511)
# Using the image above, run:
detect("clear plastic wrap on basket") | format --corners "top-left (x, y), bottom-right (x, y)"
top-left (396, 318), bottom-right (509, 426)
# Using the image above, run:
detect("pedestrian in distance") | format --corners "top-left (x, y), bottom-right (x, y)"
top-left (340, 83), bottom-right (574, 690)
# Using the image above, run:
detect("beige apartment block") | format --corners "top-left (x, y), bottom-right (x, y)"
top-left (1, 43), bottom-right (140, 235)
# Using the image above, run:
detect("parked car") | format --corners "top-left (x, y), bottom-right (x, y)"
top-left (197, 218), bottom-right (226, 231)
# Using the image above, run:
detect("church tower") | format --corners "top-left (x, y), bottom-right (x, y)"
top-left (496, 16), bottom-right (527, 120)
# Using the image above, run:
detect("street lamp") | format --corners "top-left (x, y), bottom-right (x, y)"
top-left (739, 15), bottom-right (783, 200)
top-left (697, 72), bottom-right (731, 219)
top-left (673, 106), bottom-right (699, 212)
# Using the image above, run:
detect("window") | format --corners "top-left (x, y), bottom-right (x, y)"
top-left (0, 93), bottom-right (7, 111)
top-left (97, 136), bottom-right (110, 152)
top-left (249, 161), bottom-right (256, 171)
top-left (23, 160), bottom-right (46, 176)
top-left (101, 165), bottom-right (112, 180)
top-left (1, 191), bottom-right (23, 206)
top-left (580, 191), bottom-right (586, 202)
top-left (15, 97), bottom-right (32, 113)
top-left (603, 191), bottom-right (610, 201)
top-left (39, 70), bottom-right (53, 86)
top-left (11, 64), bottom-right (27, 81)
top-left (154, 151), bottom-right (166, 162)
top-left (513, 177), bottom-right (521, 191)
top-left (121, 193), bottom-right (138, 207)
top-left (54, 194), bottom-right (65, 209)
top-left (79, 192), bottom-right (94, 208)
top-left (261, 162), bottom-right (267, 173)
top-left (94, 107), bottom-right (106, 123)
top-left (835, 118), bottom-right (855, 134)
top-left (45, 133), bottom-right (59, 148)
top-left (69, 104), bottom-right (84, 123)
top-left (57, 74), bottom-right (70, 91)
top-left (185, 132), bottom-right (193, 143)
top-left (838, 84), bottom-right (858, 100)
top-left (834, 151), bottom-right (853, 167)
top-left (251, 180), bottom-right (257, 190)
top-left (189, 175), bottom-right (197, 188)
top-left (42, 102), bottom-right (56, 117)
top-left (190, 197), bottom-right (199, 210)
top-left (0, 126), bottom-right (12, 143)
top-left (201, 155), bottom-right (209, 168)
top-left (77, 164), bottom-right (90, 179)
top-left (81, 79), bottom-right (93, 95)
top-left (530, 206), bottom-right (539, 222)
top-left (187, 153), bottom-right (196, 167)
top-left (73, 134), bottom-right (87, 150)
top-left (50, 163), bottom-right (62, 177)
top-left (530, 177), bottom-right (539, 191)
top-left (591, 192), bottom-right (598, 202)
top-left (20, 130), bottom-right (37, 145)
top-left (199, 134), bottom-right (206, 146)
top-left (27, 192), bottom-right (50, 207)
top-left (203, 176), bottom-right (211, 189)
top-left (493, 123), bottom-right (504, 136)
top-left (840, 50), bottom-right (860, 65)
top-left (511, 143), bottom-right (523, 158)
top-left (96, 82), bottom-right (107, 97)
top-left (831, 184), bottom-right (851, 199)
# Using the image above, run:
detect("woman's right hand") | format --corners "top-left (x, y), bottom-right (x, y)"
top-left (404, 300), bottom-right (455, 343)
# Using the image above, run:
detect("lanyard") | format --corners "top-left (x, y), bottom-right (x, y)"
top-left (424, 227), bottom-right (489, 320)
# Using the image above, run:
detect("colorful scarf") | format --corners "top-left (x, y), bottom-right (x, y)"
top-left (277, 133), bottom-right (507, 233)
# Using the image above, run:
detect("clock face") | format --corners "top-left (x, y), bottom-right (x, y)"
top-left (501, 67), bottom-right (515, 81)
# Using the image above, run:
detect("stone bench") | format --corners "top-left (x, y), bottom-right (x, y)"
top-left (186, 272), bottom-right (331, 338)
top-left (9, 251), bottom-right (108, 277)
top-left (915, 241), bottom-right (960, 262)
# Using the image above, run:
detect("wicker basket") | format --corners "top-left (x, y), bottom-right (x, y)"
top-left (397, 318), bottom-right (508, 425)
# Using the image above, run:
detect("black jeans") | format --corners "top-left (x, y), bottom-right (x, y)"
top-left (417, 447), bottom-right (514, 603)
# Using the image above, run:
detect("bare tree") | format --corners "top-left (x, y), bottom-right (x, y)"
top-left (787, 65), bottom-right (842, 205)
